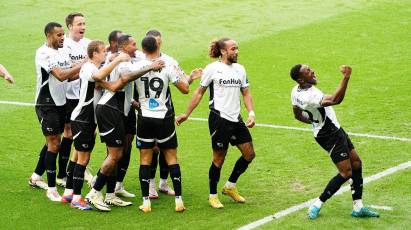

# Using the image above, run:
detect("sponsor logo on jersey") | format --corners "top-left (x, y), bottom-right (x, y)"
top-left (218, 78), bottom-right (242, 86)
top-left (69, 54), bottom-right (86, 61)
top-left (148, 98), bottom-right (160, 109)
top-left (58, 60), bottom-right (71, 68)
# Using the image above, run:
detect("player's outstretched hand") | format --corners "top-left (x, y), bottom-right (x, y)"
top-left (175, 113), bottom-right (188, 126)
top-left (339, 65), bottom-right (352, 78)
top-left (246, 115), bottom-right (255, 128)
top-left (190, 68), bottom-right (203, 81)
top-left (150, 59), bottom-right (165, 71)
top-left (4, 74), bottom-right (14, 84)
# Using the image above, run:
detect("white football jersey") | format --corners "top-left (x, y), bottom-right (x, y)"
top-left (200, 61), bottom-right (249, 122)
top-left (63, 36), bottom-right (91, 99)
top-left (291, 85), bottom-right (340, 137)
top-left (71, 62), bottom-right (99, 123)
top-left (35, 44), bottom-right (71, 106)
top-left (134, 50), bottom-right (145, 61)
top-left (98, 61), bottom-right (134, 115)
top-left (134, 56), bottom-right (184, 119)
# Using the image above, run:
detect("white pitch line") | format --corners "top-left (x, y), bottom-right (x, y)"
top-left (1, 100), bottom-right (411, 142)
top-left (188, 117), bottom-right (411, 142)
top-left (0, 100), bottom-right (35, 107)
top-left (238, 160), bottom-right (411, 230)
top-left (368, 205), bottom-right (393, 211)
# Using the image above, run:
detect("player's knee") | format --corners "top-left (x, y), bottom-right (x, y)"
top-left (63, 127), bottom-right (72, 139)
top-left (213, 158), bottom-right (225, 168)
top-left (245, 151), bottom-right (256, 161)
top-left (352, 159), bottom-right (362, 170)
top-left (101, 160), bottom-right (115, 175)
top-left (340, 169), bottom-right (352, 179)
top-left (47, 138), bottom-right (60, 152)
top-left (77, 156), bottom-right (90, 165)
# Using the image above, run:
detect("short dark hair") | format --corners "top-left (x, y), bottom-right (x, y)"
top-left (146, 29), bottom-right (161, 37)
top-left (141, 36), bottom-right (158, 53)
top-left (108, 30), bottom-right (122, 43)
top-left (65, 12), bottom-right (84, 27)
top-left (290, 64), bottom-right (302, 81)
top-left (44, 22), bottom-right (62, 36)
top-left (209, 38), bottom-right (230, 58)
top-left (118, 35), bottom-right (132, 49)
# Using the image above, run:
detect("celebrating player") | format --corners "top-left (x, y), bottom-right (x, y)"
top-left (145, 29), bottom-right (183, 199)
top-left (30, 22), bottom-right (82, 201)
top-left (57, 12), bottom-right (92, 187)
top-left (134, 35), bottom-right (201, 213)
top-left (176, 38), bottom-right (256, 209)
top-left (289, 64), bottom-right (379, 219)
top-left (85, 35), bottom-right (164, 211)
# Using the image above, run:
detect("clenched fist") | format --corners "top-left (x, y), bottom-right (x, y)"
top-left (339, 65), bottom-right (352, 78)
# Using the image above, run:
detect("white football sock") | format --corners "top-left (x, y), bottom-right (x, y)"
top-left (209, 194), bottom-right (218, 199)
top-left (115, 182), bottom-right (122, 190)
top-left (353, 199), bottom-right (364, 212)
top-left (48, 187), bottom-right (57, 192)
top-left (63, 188), bottom-right (73, 196)
top-left (313, 198), bottom-right (324, 208)
top-left (225, 181), bottom-right (236, 189)
top-left (143, 196), bottom-right (151, 206)
top-left (31, 173), bottom-right (41, 180)
top-left (159, 178), bottom-right (167, 187)
top-left (72, 195), bottom-right (81, 202)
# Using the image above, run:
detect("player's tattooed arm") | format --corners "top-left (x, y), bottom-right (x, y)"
top-left (120, 59), bottom-right (165, 82)
top-left (293, 106), bottom-right (311, 124)
top-left (174, 76), bottom-right (189, 94)
top-left (97, 80), bottom-right (124, 92)
top-left (321, 65), bottom-right (352, 107)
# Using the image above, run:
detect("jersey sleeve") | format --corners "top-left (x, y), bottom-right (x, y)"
top-left (291, 89), bottom-right (298, 106)
top-left (167, 63), bottom-right (184, 84)
top-left (200, 64), bottom-right (214, 88)
top-left (80, 64), bottom-right (96, 82)
top-left (240, 66), bottom-right (249, 89)
top-left (305, 89), bottom-right (323, 109)
top-left (37, 50), bottom-right (59, 73)
top-left (291, 87), bottom-right (323, 109)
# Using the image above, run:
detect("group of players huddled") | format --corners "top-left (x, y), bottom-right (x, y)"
top-left (28, 12), bottom-right (256, 213)
top-left (28, 12), bottom-right (380, 219)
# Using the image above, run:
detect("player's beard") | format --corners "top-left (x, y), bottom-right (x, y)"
top-left (228, 55), bottom-right (237, 63)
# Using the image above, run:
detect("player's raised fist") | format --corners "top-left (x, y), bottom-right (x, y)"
top-left (339, 65), bottom-right (352, 78)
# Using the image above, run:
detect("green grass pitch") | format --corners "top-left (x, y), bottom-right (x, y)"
top-left (0, 0), bottom-right (410, 229)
